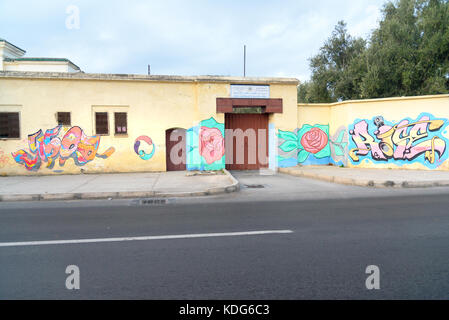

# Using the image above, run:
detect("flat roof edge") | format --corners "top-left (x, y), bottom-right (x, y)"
top-left (297, 94), bottom-right (449, 106)
top-left (0, 39), bottom-right (26, 54)
top-left (0, 71), bottom-right (299, 84)
top-left (3, 58), bottom-right (81, 71)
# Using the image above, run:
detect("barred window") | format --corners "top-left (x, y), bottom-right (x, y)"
top-left (95, 112), bottom-right (109, 135)
top-left (57, 112), bottom-right (71, 126)
top-left (114, 112), bottom-right (127, 134)
top-left (0, 112), bottom-right (20, 138)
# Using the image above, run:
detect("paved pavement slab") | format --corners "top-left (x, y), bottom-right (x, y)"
top-left (280, 165), bottom-right (449, 188)
top-left (0, 170), bottom-right (238, 201)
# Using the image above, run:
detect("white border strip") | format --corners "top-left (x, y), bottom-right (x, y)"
top-left (0, 230), bottom-right (293, 247)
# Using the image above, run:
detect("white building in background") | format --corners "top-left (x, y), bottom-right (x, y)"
top-left (0, 38), bottom-right (81, 73)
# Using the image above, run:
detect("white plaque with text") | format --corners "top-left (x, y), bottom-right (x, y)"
top-left (230, 84), bottom-right (270, 98)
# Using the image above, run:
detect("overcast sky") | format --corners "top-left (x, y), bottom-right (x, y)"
top-left (0, 0), bottom-right (385, 81)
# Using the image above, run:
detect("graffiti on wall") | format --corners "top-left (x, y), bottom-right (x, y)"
top-left (348, 113), bottom-right (449, 168)
top-left (296, 124), bottom-right (331, 163)
top-left (134, 136), bottom-right (155, 160)
top-left (187, 117), bottom-right (225, 170)
top-left (277, 124), bottom-right (348, 167)
top-left (12, 125), bottom-right (115, 171)
top-left (330, 126), bottom-right (349, 165)
top-left (199, 126), bottom-right (225, 165)
top-left (277, 129), bottom-right (297, 167)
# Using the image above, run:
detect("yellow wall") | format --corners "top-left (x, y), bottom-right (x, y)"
top-left (270, 84), bottom-right (298, 131)
top-left (297, 104), bottom-right (330, 128)
top-left (2, 73), bottom-right (447, 175)
top-left (298, 94), bottom-right (449, 170)
top-left (0, 75), bottom-right (298, 175)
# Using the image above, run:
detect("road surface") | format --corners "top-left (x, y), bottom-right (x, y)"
top-left (0, 172), bottom-right (448, 299)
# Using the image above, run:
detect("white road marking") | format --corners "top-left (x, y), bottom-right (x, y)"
top-left (0, 230), bottom-right (293, 247)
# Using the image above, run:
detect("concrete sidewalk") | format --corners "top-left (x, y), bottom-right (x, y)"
top-left (279, 165), bottom-right (449, 188)
top-left (0, 170), bottom-right (239, 202)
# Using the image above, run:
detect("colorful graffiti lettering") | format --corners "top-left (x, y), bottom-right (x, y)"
top-left (134, 136), bottom-right (155, 160)
top-left (348, 113), bottom-right (448, 168)
top-left (277, 124), bottom-right (347, 167)
top-left (187, 117), bottom-right (225, 170)
top-left (12, 125), bottom-right (115, 171)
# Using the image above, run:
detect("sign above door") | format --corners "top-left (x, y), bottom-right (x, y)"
top-left (230, 84), bottom-right (270, 99)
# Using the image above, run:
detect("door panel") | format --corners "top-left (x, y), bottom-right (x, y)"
top-left (225, 113), bottom-right (269, 170)
top-left (165, 128), bottom-right (186, 171)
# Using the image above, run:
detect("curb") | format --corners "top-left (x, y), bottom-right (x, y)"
top-left (222, 169), bottom-right (241, 193)
top-left (278, 167), bottom-right (449, 188)
top-left (0, 170), bottom-right (240, 202)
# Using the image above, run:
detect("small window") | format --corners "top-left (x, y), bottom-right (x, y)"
top-left (95, 112), bottom-right (109, 135)
top-left (57, 112), bottom-right (71, 126)
top-left (0, 112), bottom-right (20, 138)
top-left (114, 112), bottom-right (127, 134)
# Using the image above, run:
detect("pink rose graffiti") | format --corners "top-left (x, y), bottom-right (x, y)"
top-left (300, 127), bottom-right (328, 154)
top-left (199, 126), bottom-right (225, 164)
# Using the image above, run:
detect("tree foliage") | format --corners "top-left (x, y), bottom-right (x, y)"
top-left (298, 0), bottom-right (449, 102)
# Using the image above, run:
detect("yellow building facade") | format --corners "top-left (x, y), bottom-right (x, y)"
top-left (0, 72), bottom-right (298, 175)
top-left (1, 70), bottom-right (449, 176)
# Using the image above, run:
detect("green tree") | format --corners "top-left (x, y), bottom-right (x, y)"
top-left (360, 0), bottom-right (449, 98)
top-left (416, 0), bottom-right (449, 94)
top-left (298, 21), bottom-right (366, 103)
top-left (298, 0), bottom-right (449, 102)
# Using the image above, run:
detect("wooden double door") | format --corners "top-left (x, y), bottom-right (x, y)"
top-left (225, 113), bottom-right (269, 170)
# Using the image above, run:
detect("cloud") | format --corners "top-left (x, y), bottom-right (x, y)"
top-left (0, 0), bottom-right (385, 80)
top-left (258, 24), bottom-right (287, 39)
top-left (348, 4), bottom-right (382, 38)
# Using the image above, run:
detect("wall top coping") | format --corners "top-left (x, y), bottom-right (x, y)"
top-left (298, 94), bottom-right (449, 107)
top-left (0, 71), bottom-right (299, 85)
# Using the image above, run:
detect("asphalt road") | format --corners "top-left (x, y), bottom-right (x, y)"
top-left (1, 179), bottom-right (449, 299)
